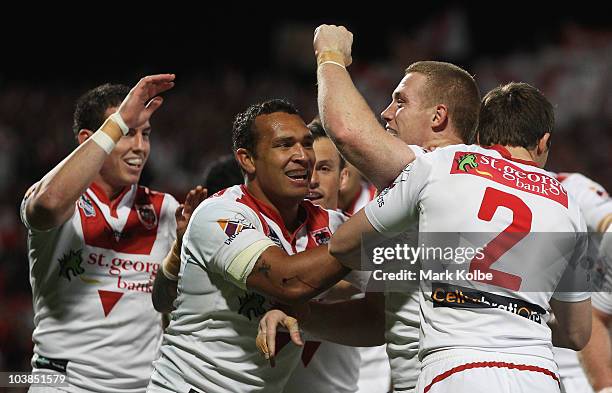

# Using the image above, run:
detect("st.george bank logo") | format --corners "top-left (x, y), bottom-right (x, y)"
top-left (451, 152), bottom-right (568, 207)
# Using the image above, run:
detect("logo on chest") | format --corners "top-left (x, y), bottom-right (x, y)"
top-left (78, 195), bottom-right (96, 217)
top-left (58, 249), bottom-right (85, 281)
top-left (237, 292), bottom-right (268, 320)
top-left (135, 203), bottom-right (158, 230)
top-left (310, 227), bottom-right (332, 245)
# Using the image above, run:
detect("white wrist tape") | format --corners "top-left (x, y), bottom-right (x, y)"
top-left (109, 112), bottom-right (130, 136)
top-left (318, 60), bottom-right (346, 69)
top-left (162, 262), bottom-right (179, 281)
top-left (91, 130), bottom-right (116, 154)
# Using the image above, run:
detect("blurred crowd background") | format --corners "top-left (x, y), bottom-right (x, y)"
top-left (1, 8), bottom-right (610, 374)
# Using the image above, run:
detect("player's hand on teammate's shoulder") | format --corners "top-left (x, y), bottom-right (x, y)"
top-left (313, 24), bottom-right (353, 67)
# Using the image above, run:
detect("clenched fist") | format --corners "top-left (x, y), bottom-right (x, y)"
top-left (313, 25), bottom-right (353, 67)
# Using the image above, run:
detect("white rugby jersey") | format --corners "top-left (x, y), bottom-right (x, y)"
top-left (552, 173), bottom-right (612, 382)
top-left (149, 185), bottom-right (349, 393)
top-left (365, 144), bottom-right (588, 362)
top-left (344, 180), bottom-right (377, 216)
top-left (21, 182), bottom-right (178, 393)
top-left (593, 226), bottom-right (612, 314)
top-left (379, 146), bottom-right (429, 393)
top-left (286, 179), bottom-right (384, 393)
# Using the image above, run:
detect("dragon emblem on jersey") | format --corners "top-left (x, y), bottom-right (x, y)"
top-left (456, 153), bottom-right (478, 172)
top-left (135, 203), bottom-right (158, 230)
top-left (456, 153), bottom-right (493, 178)
top-left (58, 249), bottom-right (84, 281)
top-left (310, 228), bottom-right (332, 245)
top-left (237, 292), bottom-right (267, 320)
top-left (78, 195), bottom-right (96, 217)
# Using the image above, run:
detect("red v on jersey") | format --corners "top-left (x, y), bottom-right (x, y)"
top-left (78, 186), bottom-right (165, 254)
top-left (98, 290), bottom-right (124, 317)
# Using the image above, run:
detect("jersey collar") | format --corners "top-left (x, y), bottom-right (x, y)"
top-left (89, 182), bottom-right (133, 218)
top-left (239, 185), bottom-right (308, 244)
top-left (484, 145), bottom-right (540, 167)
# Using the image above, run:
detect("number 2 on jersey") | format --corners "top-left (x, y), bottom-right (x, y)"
top-left (469, 187), bottom-right (532, 290)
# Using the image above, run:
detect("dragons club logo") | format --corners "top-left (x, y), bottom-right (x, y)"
top-left (135, 203), bottom-right (158, 230)
top-left (310, 228), bottom-right (332, 245)
top-left (237, 292), bottom-right (267, 320)
top-left (58, 249), bottom-right (85, 281)
top-left (456, 153), bottom-right (492, 177)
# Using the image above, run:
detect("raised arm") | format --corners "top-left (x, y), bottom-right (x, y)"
top-left (24, 74), bottom-right (175, 230)
top-left (314, 25), bottom-right (415, 190)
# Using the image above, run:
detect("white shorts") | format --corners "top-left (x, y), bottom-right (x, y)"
top-left (356, 345), bottom-right (392, 393)
top-left (559, 376), bottom-right (594, 393)
top-left (417, 349), bottom-right (561, 393)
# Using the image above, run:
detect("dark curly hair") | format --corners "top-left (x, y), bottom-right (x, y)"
top-left (231, 99), bottom-right (299, 157)
top-left (72, 83), bottom-right (129, 137)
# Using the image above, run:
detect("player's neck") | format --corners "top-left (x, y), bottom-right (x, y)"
top-left (502, 146), bottom-right (541, 167)
top-left (246, 182), bottom-right (302, 232)
top-left (92, 175), bottom-right (130, 201)
top-left (339, 183), bottom-right (361, 212)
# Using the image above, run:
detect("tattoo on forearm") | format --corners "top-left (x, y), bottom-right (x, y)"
top-left (255, 256), bottom-right (271, 278)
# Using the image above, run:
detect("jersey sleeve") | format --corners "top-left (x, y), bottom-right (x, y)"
top-left (20, 189), bottom-right (33, 230)
top-left (161, 193), bottom-right (180, 242)
top-left (20, 183), bottom-right (56, 233)
top-left (183, 199), bottom-right (277, 290)
top-left (592, 227), bottom-right (612, 314)
top-left (552, 216), bottom-right (591, 302)
top-left (562, 173), bottom-right (612, 232)
top-left (343, 271), bottom-right (372, 292)
top-left (364, 155), bottom-right (432, 233)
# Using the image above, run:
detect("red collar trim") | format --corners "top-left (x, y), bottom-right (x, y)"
top-left (484, 145), bottom-right (540, 167)
top-left (90, 182), bottom-right (132, 218)
top-left (239, 185), bottom-right (307, 244)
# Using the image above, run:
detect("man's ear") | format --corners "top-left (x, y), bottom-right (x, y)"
top-left (537, 132), bottom-right (551, 155)
top-left (339, 166), bottom-right (350, 193)
top-left (431, 104), bottom-right (448, 132)
top-left (235, 148), bottom-right (256, 175)
top-left (77, 129), bottom-right (94, 145)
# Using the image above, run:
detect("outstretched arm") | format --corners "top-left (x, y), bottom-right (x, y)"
top-left (246, 244), bottom-right (350, 305)
top-left (314, 25), bottom-right (415, 190)
top-left (25, 74), bottom-right (175, 230)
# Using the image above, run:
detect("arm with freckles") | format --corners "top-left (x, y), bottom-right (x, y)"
top-left (314, 25), bottom-right (415, 190)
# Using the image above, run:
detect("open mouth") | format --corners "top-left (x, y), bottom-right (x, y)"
top-left (305, 191), bottom-right (323, 201)
top-left (285, 169), bottom-right (309, 182)
top-left (124, 157), bottom-right (144, 169)
top-left (385, 126), bottom-right (398, 136)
